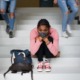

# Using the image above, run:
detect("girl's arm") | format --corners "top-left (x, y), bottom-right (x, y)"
top-left (47, 30), bottom-right (59, 56)
top-left (30, 30), bottom-right (42, 56)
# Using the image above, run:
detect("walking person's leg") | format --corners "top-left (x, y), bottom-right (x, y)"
top-left (1, 0), bottom-right (10, 32)
top-left (9, 0), bottom-right (16, 38)
top-left (67, 0), bottom-right (78, 32)
top-left (58, 0), bottom-right (69, 38)
top-left (78, 6), bottom-right (80, 24)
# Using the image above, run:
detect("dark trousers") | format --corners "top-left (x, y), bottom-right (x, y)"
top-left (36, 36), bottom-right (54, 62)
top-left (40, 0), bottom-right (53, 7)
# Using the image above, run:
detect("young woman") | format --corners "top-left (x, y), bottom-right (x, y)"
top-left (54, 0), bottom-right (79, 38)
top-left (0, 0), bottom-right (16, 38)
top-left (30, 19), bottom-right (59, 72)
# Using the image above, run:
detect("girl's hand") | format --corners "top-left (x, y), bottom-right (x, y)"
top-left (53, 0), bottom-right (58, 4)
top-left (43, 37), bottom-right (50, 45)
top-left (36, 36), bottom-right (43, 42)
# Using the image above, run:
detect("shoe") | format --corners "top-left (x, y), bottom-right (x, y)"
top-left (62, 32), bottom-right (68, 38)
top-left (67, 25), bottom-right (72, 34)
top-left (78, 20), bottom-right (80, 24)
top-left (44, 62), bottom-right (51, 72)
top-left (9, 31), bottom-right (14, 38)
top-left (37, 62), bottom-right (43, 72)
top-left (75, 16), bottom-right (79, 20)
top-left (6, 25), bottom-right (10, 34)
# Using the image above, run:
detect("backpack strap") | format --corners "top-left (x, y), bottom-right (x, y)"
top-left (11, 53), bottom-right (15, 64)
top-left (18, 52), bottom-right (26, 58)
top-left (4, 66), bottom-right (11, 77)
top-left (31, 69), bottom-right (33, 80)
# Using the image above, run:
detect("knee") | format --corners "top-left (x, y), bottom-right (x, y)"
top-left (73, 7), bottom-right (78, 13)
top-left (0, 9), bottom-right (5, 14)
top-left (9, 13), bottom-right (15, 18)
top-left (63, 10), bottom-right (70, 16)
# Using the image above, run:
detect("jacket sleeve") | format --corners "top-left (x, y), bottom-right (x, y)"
top-left (47, 30), bottom-right (59, 56)
top-left (30, 30), bottom-right (42, 56)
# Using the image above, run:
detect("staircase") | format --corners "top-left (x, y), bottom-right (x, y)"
top-left (0, 8), bottom-right (80, 80)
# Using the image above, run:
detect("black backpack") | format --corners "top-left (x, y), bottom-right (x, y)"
top-left (4, 49), bottom-right (33, 80)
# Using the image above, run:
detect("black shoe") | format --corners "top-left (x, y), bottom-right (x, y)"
top-left (9, 31), bottom-right (14, 38)
top-left (78, 20), bottom-right (80, 24)
top-left (6, 25), bottom-right (10, 34)
top-left (75, 16), bottom-right (79, 20)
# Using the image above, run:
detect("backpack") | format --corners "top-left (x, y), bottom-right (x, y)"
top-left (4, 49), bottom-right (33, 80)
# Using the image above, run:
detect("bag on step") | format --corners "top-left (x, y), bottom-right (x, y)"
top-left (4, 49), bottom-right (33, 80)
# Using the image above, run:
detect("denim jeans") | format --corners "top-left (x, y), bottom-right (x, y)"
top-left (0, 0), bottom-right (16, 30)
top-left (58, 0), bottom-right (78, 32)
top-left (0, 0), bottom-right (16, 13)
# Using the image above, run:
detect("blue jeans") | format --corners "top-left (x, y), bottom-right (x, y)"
top-left (0, 0), bottom-right (16, 13)
top-left (58, 0), bottom-right (78, 32)
top-left (0, 0), bottom-right (16, 30)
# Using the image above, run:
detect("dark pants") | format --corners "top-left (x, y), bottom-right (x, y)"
top-left (36, 36), bottom-right (54, 62)
top-left (40, 0), bottom-right (53, 7)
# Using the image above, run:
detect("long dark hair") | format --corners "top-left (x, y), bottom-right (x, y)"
top-left (37, 19), bottom-right (51, 29)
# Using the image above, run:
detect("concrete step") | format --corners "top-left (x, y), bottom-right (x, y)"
top-left (0, 58), bottom-right (80, 80)
top-left (0, 58), bottom-right (80, 73)
top-left (0, 29), bottom-right (80, 38)
top-left (0, 45), bottom-right (80, 58)
top-left (0, 73), bottom-right (80, 80)
top-left (0, 24), bottom-right (80, 31)
top-left (15, 8), bottom-right (79, 15)
top-left (0, 37), bottom-right (80, 46)
top-left (0, 19), bottom-right (77, 25)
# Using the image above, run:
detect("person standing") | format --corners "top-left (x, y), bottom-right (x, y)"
top-left (0, 0), bottom-right (16, 38)
top-left (54, 0), bottom-right (79, 38)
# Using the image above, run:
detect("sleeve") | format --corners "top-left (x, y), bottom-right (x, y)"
top-left (47, 30), bottom-right (59, 56)
top-left (30, 30), bottom-right (42, 56)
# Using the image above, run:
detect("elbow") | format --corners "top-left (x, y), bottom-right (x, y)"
top-left (53, 52), bottom-right (58, 56)
top-left (53, 49), bottom-right (59, 56)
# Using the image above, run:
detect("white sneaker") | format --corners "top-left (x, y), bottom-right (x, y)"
top-left (37, 62), bottom-right (43, 72)
top-left (67, 25), bottom-right (72, 34)
top-left (62, 32), bottom-right (68, 38)
top-left (44, 62), bottom-right (51, 72)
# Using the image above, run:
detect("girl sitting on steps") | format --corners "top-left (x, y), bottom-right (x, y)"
top-left (30, 19), bottom-right (59, 72)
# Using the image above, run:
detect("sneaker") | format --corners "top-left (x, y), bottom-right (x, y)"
top-left (67, 25), bottom-right (72, 34)
top-left (44, 62), bottom-right (51, 72)
top-left (62, 32), bottom-right (68, 38)
top-left (37, 62), bottom-right (43, 72)
top-left (75, 16), bottom-right (79, 20)
top-left (9, 31), bottom-right (14, 38)
top-left (78, 20), bottom-right (80, 24)
top-left (6, 25), bottom-right (10, 34)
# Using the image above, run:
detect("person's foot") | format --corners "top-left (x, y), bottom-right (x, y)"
top-left (78, 20), bottom-right (80, 24)
top-left (37, 62), bottom-right (43, 72)
top-left (44, 62), bottom-right (51, 72)
top-left (62, 32), bottom-right (68, 38)
top-left (9, 30), bottom-right (14, 38)
top-left (75, 16), bottom-right (79, 20)
top-left (67, 25), bottom-right (72, 34)
top-left (6, 25), bottom-right (10, 34)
